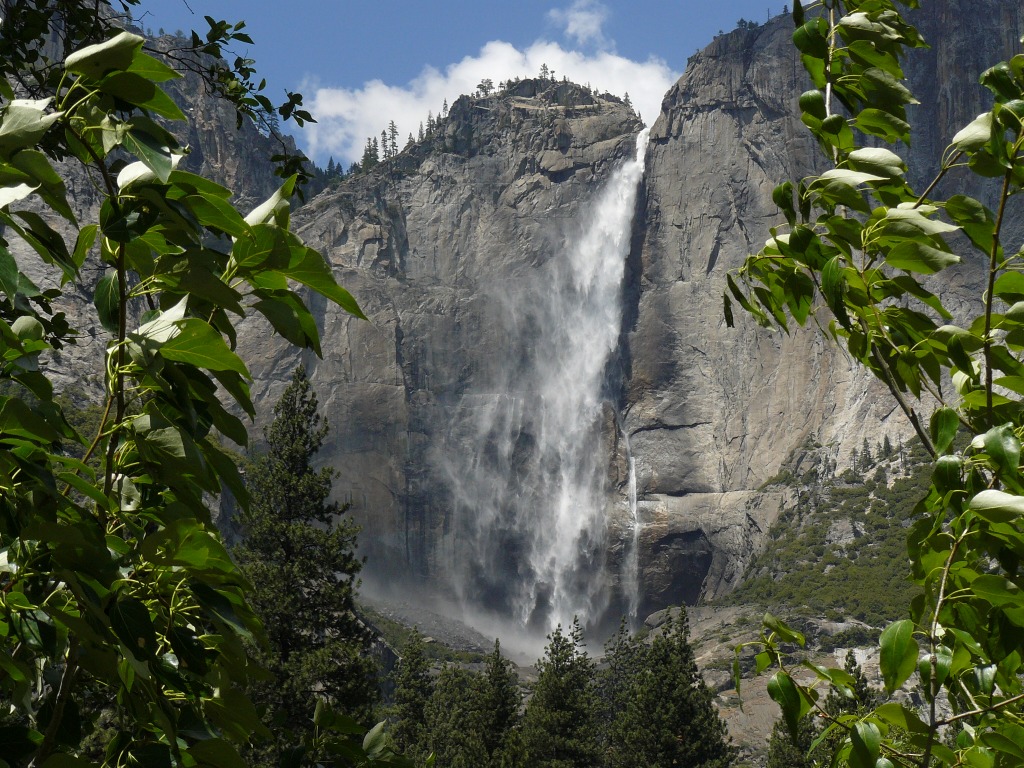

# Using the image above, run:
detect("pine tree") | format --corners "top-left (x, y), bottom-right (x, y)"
top-left (765, 716), bottom-right (816, 768)
top-left (479, 639), bottom-right (522, 760)
top-left (442, 98), bottom-right (449, 117)
top-left (388, 120), bottom-right (399, 157)
top-left (520, 619), bottom-right (600, 768)
top-left (418, 122), bottom-right (425, 141)
top-left (623, 92), bottom-right (633, 110)
top-left (235, 367), bottom-right (377, 763)
top-left (425, 666), bottom-right (490, 767)
top-left (381, 129), bottom-right (390, 160)
top-left (598, 619), bottom-right (647, 761)
top-left (606, 609), bottom-right (734, 768)
top-left (392, 628), bottom-right (434, 762)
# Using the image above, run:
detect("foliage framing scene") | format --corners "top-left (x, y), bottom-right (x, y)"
top-left (3, 0), bottom-right (1024, 767)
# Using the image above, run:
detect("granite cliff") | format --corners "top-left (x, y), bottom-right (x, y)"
top-left (21, 5), bottom-right (1024, 634)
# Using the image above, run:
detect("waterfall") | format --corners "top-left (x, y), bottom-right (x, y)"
top-left (444, 128), bottom-right (650, 636)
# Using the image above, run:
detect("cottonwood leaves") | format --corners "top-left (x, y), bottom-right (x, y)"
top-left (0, 16), bottom-right (383, 768)
top-left (729, 2), bottom-right (1024, 767)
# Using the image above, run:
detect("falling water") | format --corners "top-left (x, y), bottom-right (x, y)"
top-left (444, 128), bottom-right (650, 635)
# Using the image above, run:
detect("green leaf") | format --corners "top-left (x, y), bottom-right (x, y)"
top-left (159, 319), bottom-right (249, 375)
top-left (953, 112), bottom-right (995, 151)
top-left (848, 147), bottom-right (906, 179)
top-left (65, 32), bottom-right (144, 79)
top-left (983, 423), bottom-right (1020, 480)
top-left (799, 90), bottom-right (827, 120)
top-left (126, 52), bottom-right (181, 83)
top-left (763, 612), bottom-right (805, 646)
top-left (107, 596), bottom-right (157, 661)
top-left (874, 702), bottom-right (930, 734)
top-left (0, 99), bottom-right (62, 157)
top-left (930, 408), bottom-right (959, 455)
top-left (882, 207), bottom-right (960, 237)
top-left (73, 224), bottom-right (98, 269)
top-left (855, 108), bottom-right (911, 144)
top-left (280, 247), bottom-right (366, 319)
top-left (886, 240), bottom-right (959, 275)
top-left (850, 721), bottom-right (881, 768)
top-left (99, 72), bottom-right (186, 121)
top-left (879, 619), bottom-right (918, 693)
top-left (245, 176), bottom-right (296, 227)
top-left (0, 182), bottom-right (39, 209)
top-left (969, 489), bottom-right (1024, 523)
top-left (188, 738), bottom-right (248, 768)
top-left (995, 271), bottom-right (1024, 303)
top-left (123, 129), bottom-right (173, 183)
top-left (93, 270), bottom-right (119, 334)
top-left (932, 455), bottom-right (962, 493)
top-left (767, 671), bottom-right (810, 737)
top-left (971, 574), bottom-right (1024, 607)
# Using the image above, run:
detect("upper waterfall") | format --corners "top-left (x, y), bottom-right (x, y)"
top-left (442, 128), bottom-right (651, 635)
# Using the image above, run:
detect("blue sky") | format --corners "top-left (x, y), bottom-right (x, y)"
top-left (135, 1), bottom-right (789, 164)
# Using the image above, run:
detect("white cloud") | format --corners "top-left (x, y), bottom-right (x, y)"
top-left (302, 40), bottom-right (678, 166)
top-left (548, 0), bottom-right (610, 48)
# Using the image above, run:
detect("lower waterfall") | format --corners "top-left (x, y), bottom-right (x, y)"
top-left (443, 128), bottom-right (650, 637)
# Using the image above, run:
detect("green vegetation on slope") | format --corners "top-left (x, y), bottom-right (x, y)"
top-left (724, 440), bottom-right (932, 631)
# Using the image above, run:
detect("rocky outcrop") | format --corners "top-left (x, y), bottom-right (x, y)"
top-left (623, 2), bottom-right (1024, 608)
top-left (235, 83), bottom-right (643, 608)
top-left (22, 7), bottom-right (1024, 630)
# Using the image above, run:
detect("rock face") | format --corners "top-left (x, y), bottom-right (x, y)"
top-left (23, 7), bottom-right (1024, 632)
top-left (236, 82), bottom-right (645, 629)
top-left (234, 3), bottom-right (1024, 627)
top-left (622, 1), bottom-right (1024, 613)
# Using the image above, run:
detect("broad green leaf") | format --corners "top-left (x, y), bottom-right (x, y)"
top-left (0, 183), bottom-right (39, 209)
top-left (970, 489), bottom-right (1024, 523)
top-left (848, 147), bottom-right (906, 179)
top-left (929, 407), bottom-right (959, 454)
top-left (99, 72), bottom-right (186, 121)
top-left (126, 52), bottom-right (181, 83)
top-left (763, 612), bottom-right (805, 646)
top-left (73, 224), bottom-right (98, 268)
top-left (65, 31), bottom-right (144, 79)
top-left (884, 207), bottom-right (959, 237)
top-left (799, 90), bottom-right (827, 120)
top-left (123, 129), bottom-right (173, 183)
top-left (160, 319), bottom-right (249, 375)
top-left (134, 297), bottom-right (187, 344)
top-left (879, 619), bottom-right (918, 693)
top-left (953, 112), bottom-right (995, 151)
top-left (767, 671), bottom-right (810, 737)
top-left (886, 241), bottom-right (959, 275)
top-left (182, 193), bottom-right (248, 238)
top-left (932, 455), bottom-right (962, 492)
top-left (850, 721), bottom-right (881, 768)
top-left (971, 574), bottom-right (1024, 607)
top-left (855, 108), bottom-right (911, 144)
top-left (93, 270), bottom-right (119, 334)
top-left (0, 99), bottom-right (62, 156)
top-left (188, 738), bottom-right (247, 768)
top-left (818, 168), bottom-right (888, 186)
top-left (995, 271), bottom-right (1024, 303)
top-left (280, 247), bottom-right (366, 319)
top-left (107, 596), bottom-right (157, 661)
top-left (983, 423), bottom-right (1020, 479)
top-left (245, 176), bottom-right (296, 226)
top-left (874, 702), bottom-right (930, 734)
